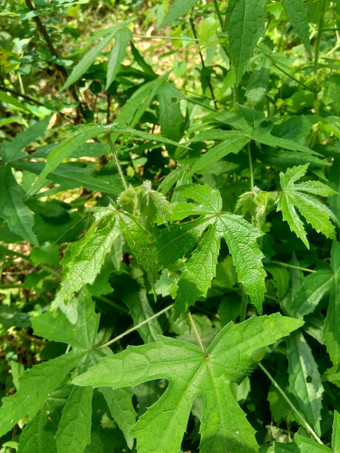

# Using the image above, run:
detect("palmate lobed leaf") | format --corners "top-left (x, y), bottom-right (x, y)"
top-left (157, 184), bottom-right (266, 314)
top-left (277, 164), bottom-right (337, 248)
top-left (74, 313), bottom-right (303, 453)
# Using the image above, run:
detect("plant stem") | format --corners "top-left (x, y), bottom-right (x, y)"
top-left (99, 304), bottom-right (174, 349)
top-left (107, 133), bottom-right (128, 190)
top-left (313, 0), bottom-right (327, 115)
top-left (24, 0), bottom-right (85, 116)
top-left (248, 142), bottom-right (254, 191)
top-left (0, 86), bottom-right (44, 106)
top-left (269, 260), bottom-right (317, 273)
top-left (189, 17), bottom-right (218, 110)
top-left (239, 289), bottom-right (248, 322)
top-left (133, 34), bottom-right (198, 42)
top-left (259, 363), bottom-right (324, 445)
top-left (212, 0), bottom-right (224, 29)
top-left (188, 311), bottom-right (206, 353)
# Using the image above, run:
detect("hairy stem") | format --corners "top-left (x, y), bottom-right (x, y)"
top-left (99, 304), bottom-right (174, 348)
top-left (188, 311), bottom-right (206, 353)
top-left (248, 142), bottom-right (254, 191)
top-left (313, 0), bottom-right (327, 114)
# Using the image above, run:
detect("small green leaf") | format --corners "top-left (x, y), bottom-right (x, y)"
top-left (190, 132), bottom-right (249, 175)
top-left (119, 212), bottom-right (159, 281)
top-left (0, 164), bottom-right (38, 245)
top-left (0, 351), bottom-right (84, 438)
top-left (226, 0), bottom-right (266, 81)
top-left (281, 0), bottom-right (312, 56)
top-left (157, 82), bottom-right (185, 142)
top-left (33, 290), bottom-right (100, 349)
top-left (289, 270), bottom-right (333, 318)
top-left (106, 28), bottom-right (132, 90)
top-left (175, 223), bottom-right (220, 316)
top-left (56, 386), bottom-right (93, 453)
top-left (1, 116), bottom-right (50, 163)
top-left (287, 332), bottom-right (324, 435)
top-left (26, 124), bottom-right (104, 197)
top-left (53, 212), bottom-right (119, 309)
top-left (159, 0), bottom-right (201, 29)
top-left (0, 90), bottom-right (31, 112)
top-left (74, 314), bottom-right (303, 453)
top-left (62, 28), bottom-right (118, 91)
top-left (277, 164), bottom-right (337, 248)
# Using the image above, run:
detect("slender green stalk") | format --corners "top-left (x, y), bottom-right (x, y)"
top-left (259, 363), bottom-right (324, 445)
top-left (313, 0), bottom-right (327, 114)
top-left (269, 260), bottom-right (317, 274)
top-left (212, 0), bottom-right (224, 29)
top-left (248, 142), bottom-right (254, 191)
top-left (99, 304), bottom-right (174, 349)
top-left (239, 289), bottom-right (248, 322)
top-left (188, 311), bottom-right (206, 353)
top-left (133, 34), bottom-right (198, 42)
top-left (107, 133), bottom-right (128, 190)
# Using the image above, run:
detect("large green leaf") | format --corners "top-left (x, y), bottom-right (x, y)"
top-left (0, 90), bottom-right (31, 113)
top-left (106, 28), bottom-right (132, 90)
top-left (0, 351), bottom-right (84, 438)
top-left (226, 0), bottom-right (266, 81)
top-left (55, 386), bottom-right (93, 453)
top-left (281, 0), bottom-right (312, 56)
top-left (287, 332), bottom-right (324, 435)
top-left (277, 164), bottom-right (337, 248)
top-left (0, 164), bottom-right (38, 245)
top-left (74, 314), bottom-right (303, 453)
top-left (159, 0), bottom-right (201, 29)
top-left (53, 212), bottom-right (119, 309)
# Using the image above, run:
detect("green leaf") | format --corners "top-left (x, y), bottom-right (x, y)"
top-left (277, 164), bottom-right (337, 248)
top-left (122, 269), bottom-right (163, 343)
top-left (289, 270), bottom-right (333, 318)
top-left (253, 132), bottom-right (321, 155)
top-left (32, 290), bottom-right (100, 349)
top-left (53, 212), bottom-right (119, 309)
top-left (119, 212), bottom-right (159, 281)
top-left (0, 351), bottom-right (84, 438)
top-left (100, 387), bottom-right (136, 449)
top-left (0, 164), bottom-right (38, 245)
top-left (281, 0), bottom-right (312, 56)
top-left (189, 132), bottom-right (249, 175)
top-left (0, 90), bottom-right (31, 112)
top-left (140, 181), bottom-right (173, 225)
top-left (226, 0), bottom-right (266, 81)
top-left (1, 116), bottom-right (50, 163)
top-left (157, 82), bottom-right (185, 142)
top-left (55, 386), bottom-right (93, 453)
top-left (175, 223), bottom-right (221, 316)
top-left (287, 332), bottom-right (324, 435)
top-left (158, 185), bottom-right (266, 313)
top-left (332, 410), bottom-right (340, 452)
top-left (26, 124), bottom-right (104, 197)
top-left (18, 405), bottom-right (57, 453)
top-left (62, 28), bottom-right (118, 91)
top-left (106, 28), bottom-right (132, 90)
top-left (159, 0), bottom-right (200, 29)
top-left (324, 242), bottom-right (340, 367)
top-left (74, 314), bottom-right (303, 453)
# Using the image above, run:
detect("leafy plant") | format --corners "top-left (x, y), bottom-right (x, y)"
top-left (0, 0), bottom-right (339, 452)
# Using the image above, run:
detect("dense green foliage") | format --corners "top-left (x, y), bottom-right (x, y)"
top-left (0, 0), bottom-right (340, 451)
